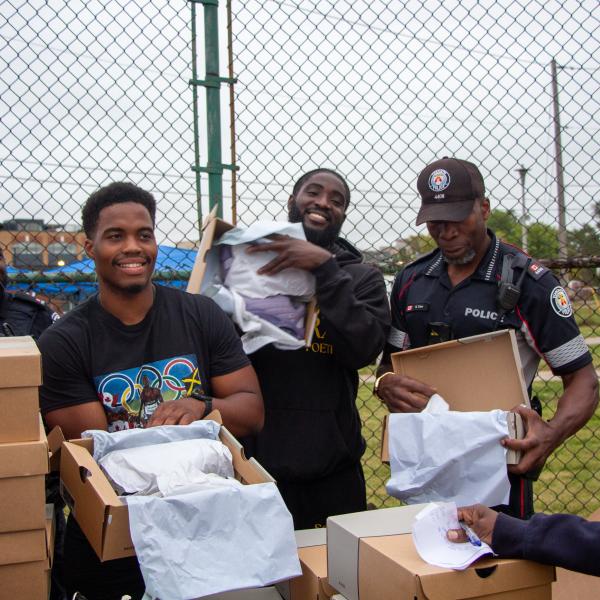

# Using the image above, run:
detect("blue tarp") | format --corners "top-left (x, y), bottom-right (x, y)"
top-left (7, 245), bottom-right (198, 299)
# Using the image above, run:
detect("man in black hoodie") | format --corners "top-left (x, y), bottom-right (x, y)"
top-left (243, 168), bottom-right (390, 529)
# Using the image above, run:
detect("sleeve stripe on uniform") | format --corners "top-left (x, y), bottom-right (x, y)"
top-left (388, 327), bottom-right (407, 350)
top-left (544, 334), bottom-right (589, 370)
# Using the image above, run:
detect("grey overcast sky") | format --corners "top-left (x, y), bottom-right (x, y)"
top-left (1, 0), bottom-right (598, 249)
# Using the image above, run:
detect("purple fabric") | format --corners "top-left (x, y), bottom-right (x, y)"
top-left (243, 295), bottom-right (305, 340)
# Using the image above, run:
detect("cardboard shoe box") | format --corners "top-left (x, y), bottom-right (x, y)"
top-left (382, 329), bottom-right (528, 465)
top-left (389, 329), bottom-right (529, 412)
top-left (60, 418), bottom-right (275, 562)
top-left (0, 503), bottom-right (54, 600)
top-left (0, 421), bottom-right (50, 533)
top-left (327, 505), bottom-right (555, 600)
top-left (277, 528), bottom-right (336, 600)
top-left (359, 534), bottom-right (554, 600)
top-left (186, 209), bottom-right (317, 346)
top-left (0, 336), bottom-right (43, 443)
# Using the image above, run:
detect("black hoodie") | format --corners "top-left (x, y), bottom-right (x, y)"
top-left (244, 238), bottom-right (390, 482)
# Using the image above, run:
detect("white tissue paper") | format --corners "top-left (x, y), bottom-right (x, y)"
top-left (83, 419), bottom-right (222, 460)
top-left (126, 482), bottom-right (301, 600)
top-left (224, 243), bottom-right (314, 300)
top-left (386, 394), bottom-right (511, 507)
top-left (98, 438), bottom-right (234, 495)
top-left (83, 422), bottom-right (301, 600)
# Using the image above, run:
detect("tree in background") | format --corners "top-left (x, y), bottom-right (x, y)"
top-left (378, 209), bottom-right (600, 279)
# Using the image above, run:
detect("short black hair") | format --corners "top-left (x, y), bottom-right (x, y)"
top-left (82, 182), bottom-right (156, 238)
top-left (292, 168), bottom-right (351, 207)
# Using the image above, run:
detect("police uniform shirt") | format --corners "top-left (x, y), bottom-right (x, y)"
top-left (0, 292), bottom-right (57, 339)
top-left (388, 231), bottom-right (591, 387)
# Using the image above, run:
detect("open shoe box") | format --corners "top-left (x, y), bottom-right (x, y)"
top-left (326, 505), bottom-right (555, 600)
top-left (186, 208), bottom-right (317, 346)
top-left (382, 329), bottom-right (528, 465)
top-left (59, 411), bottom-right (274, 561)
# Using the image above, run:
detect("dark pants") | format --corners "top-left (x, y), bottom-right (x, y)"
top-left (277, 462), bottom-right (367, 530)
top-left (62, 517), bottom-right (145, 600)
top-left (494, 473), bottom-right (534, 520)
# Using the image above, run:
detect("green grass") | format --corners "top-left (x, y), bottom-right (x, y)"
top-left (358, 367), bottom-right (600, 517)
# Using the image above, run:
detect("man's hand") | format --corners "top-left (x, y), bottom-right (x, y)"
top-left (446, 505), bottom-right (498, 546)
top-left (146, 398), bottom-right (205, 427)
top-left (245, 235), bottom-right (332, 274)
top-left (503, 405), bottom-right (561, 475)
top-left (376, 372), bottom-right (436, 412)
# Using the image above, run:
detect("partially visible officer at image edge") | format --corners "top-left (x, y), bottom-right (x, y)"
top-left (376, 156), bottom-right (598, 519)
top-left (0, 246), bottom-right (65, 600)
top-left (0, 245), bottom-right (58, 338)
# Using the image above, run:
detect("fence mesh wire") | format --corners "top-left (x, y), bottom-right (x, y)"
top-left (1, 0), bottom-right (599, 515)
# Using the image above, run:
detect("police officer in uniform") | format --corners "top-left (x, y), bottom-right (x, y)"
top-left (0, 247), bottom-right (57, 338)
top-left (376, 157), bottom-right (598, 519)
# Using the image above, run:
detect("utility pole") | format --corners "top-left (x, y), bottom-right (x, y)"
top-left (551, 58), bottom-right (568, 260)
top-left (516, 166), bottom-right (528, 254)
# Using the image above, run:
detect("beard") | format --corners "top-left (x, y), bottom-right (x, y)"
top-left (442, 248), bottom-right (476, 265)
top-left (288, 201), bottom-right (341, 248)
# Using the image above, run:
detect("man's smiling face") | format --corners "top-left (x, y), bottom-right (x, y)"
top-left (84, 201), bottom-right (157, 295)
top-left (287, 171), bottom-right (347, 248)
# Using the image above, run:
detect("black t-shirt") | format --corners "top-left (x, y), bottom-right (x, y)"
top-left (39, 285), bottom-right (249, 430)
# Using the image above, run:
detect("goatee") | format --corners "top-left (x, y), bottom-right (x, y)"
top-left (288, 201), bottom-right (340, 248)
top-left (442, 249), bottom-right (476, 265)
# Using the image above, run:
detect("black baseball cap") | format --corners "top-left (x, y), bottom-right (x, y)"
top-left (415, 157), bottom-right (486, 225)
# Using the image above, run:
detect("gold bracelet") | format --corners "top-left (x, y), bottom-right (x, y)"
top-left (374, 371), bottom-right (394, 398)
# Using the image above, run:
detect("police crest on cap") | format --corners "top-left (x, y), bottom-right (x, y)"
top-left (550, 286), bottom-right (573, 318)
top-left (428, 169), bottom-right (451, 193)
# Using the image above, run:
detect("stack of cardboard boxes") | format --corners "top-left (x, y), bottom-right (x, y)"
top-left (0, 337), bottom-right (52, 599)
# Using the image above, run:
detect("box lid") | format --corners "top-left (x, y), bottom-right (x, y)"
top-left (187, 209), bottom-right (234, 294)
top-left (0, 336), bottom-right (42, 388)
top-left (390, 330), bottom-right (529, 412)
top-left (0, 421), bottom-right (49, 478)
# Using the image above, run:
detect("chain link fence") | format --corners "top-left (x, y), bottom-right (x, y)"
top-left (2, 1), bottom-right (599, 515)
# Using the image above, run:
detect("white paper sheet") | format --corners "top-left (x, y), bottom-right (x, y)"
top-left (412, 502), bottom-right (493, 570)
top-left (126, 482), bottom-right (301, 600)
top-left (386, 406), bottom-right (511, 507)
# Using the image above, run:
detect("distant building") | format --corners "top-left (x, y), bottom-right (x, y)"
top-left (0, 219), bottom-right (86, 269)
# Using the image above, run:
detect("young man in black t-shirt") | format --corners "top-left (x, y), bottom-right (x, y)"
top-left (39, 182), bottom-right (264, 600)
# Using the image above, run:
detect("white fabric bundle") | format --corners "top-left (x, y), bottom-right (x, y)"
top-left (224, 243), bottom-right (314, 300)
top-left (98, 438), bottom-right (235, 496)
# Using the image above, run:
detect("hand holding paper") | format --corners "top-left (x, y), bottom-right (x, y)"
top-left (412, 502), bottom-right (493, 570)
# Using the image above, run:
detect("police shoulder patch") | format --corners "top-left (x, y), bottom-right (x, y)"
top-left (550, 286), bottom-right (573, 317)
top-left (527, 261), bottom-right (547, 280)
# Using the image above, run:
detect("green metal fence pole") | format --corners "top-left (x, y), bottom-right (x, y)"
top-left (203, 0), bottom-right (223, 218)
top-left (189, 1), bottom-right (204, 236)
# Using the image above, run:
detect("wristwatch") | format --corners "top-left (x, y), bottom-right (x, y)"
top-left (190, 388), bottom-right (214, 419)
top-left (373, 371), bottom-right (394, 398)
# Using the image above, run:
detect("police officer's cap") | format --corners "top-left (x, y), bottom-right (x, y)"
top-left (415, 157), bottom-right (486, 225)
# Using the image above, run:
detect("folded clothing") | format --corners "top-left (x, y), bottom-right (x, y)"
top-left (98, 438), bottom-right (235, 496)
